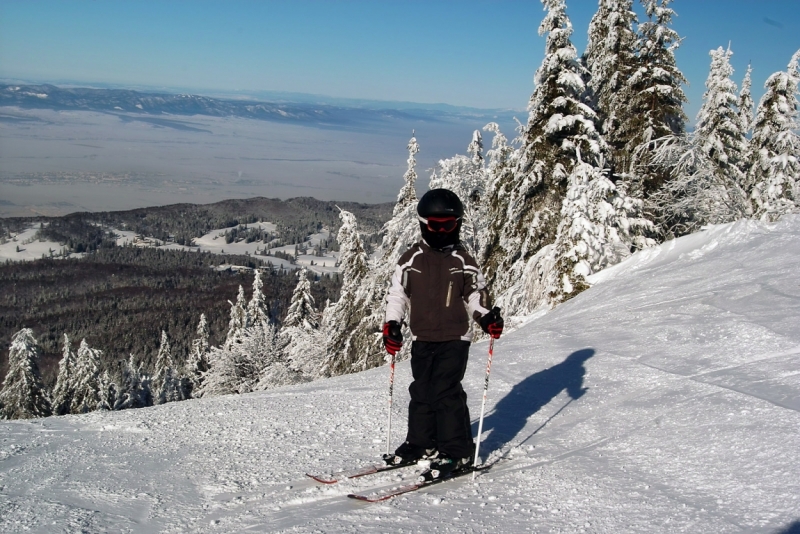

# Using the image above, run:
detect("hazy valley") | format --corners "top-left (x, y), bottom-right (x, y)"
top-left (0, 84), bottom-right (520, 217)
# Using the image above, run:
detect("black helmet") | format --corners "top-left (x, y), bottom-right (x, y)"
top-left (417, 189), bottom-right (464, 218)
top-left (417, 189), bottom-right (463, 250)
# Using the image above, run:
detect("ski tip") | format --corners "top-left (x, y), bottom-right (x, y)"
top-left (306, 473), bottom-right (338, 484)
top-left (347, 493), bottom-right (381, 502)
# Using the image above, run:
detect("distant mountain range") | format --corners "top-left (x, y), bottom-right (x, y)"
top-left (0, 83), bottom-right (518, 129)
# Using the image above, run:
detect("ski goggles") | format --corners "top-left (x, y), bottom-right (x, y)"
top-left (418, 215), bottom-right (461, 233)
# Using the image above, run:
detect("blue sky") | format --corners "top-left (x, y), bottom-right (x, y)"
top-left (1, 1), bottom-right (798, 122)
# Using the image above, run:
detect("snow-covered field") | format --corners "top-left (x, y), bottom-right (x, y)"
top-left (0, 225), bottom-right (77, 263)
top-left (1, 222), bottom-right (340, 275)
top-left (2, 216), bottom-right (799, 533)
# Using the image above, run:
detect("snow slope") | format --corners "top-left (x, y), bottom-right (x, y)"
top-left (1, 216), bottom-right (799, 533)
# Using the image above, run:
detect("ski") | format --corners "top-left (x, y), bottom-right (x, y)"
top-left (306, 460), bottom-right (415, 485)
top-left (347, 465), bottom-right (486, 502)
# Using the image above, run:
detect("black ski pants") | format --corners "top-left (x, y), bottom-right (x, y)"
top-left (406, 340), bottom-right (473, 459)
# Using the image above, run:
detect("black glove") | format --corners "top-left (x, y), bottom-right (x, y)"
top-left (479, 307), bottom-right (504, 339)
top-left (382, 320), bottom-right (403, 355)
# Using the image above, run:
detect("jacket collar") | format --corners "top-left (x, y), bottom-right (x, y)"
top-left (420, 239), bottom-right (462, 253)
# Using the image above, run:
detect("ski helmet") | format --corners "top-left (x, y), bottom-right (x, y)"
top-left (417, 188), bottom-right (464, 219)
top-left (417, 188), bottom-right (463, 249)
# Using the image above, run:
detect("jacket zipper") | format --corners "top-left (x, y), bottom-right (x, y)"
top-left (445, 281), bottom-right (453, 307)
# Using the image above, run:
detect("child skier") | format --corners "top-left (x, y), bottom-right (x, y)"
top-left (382, 188), bottom-right (504, 479)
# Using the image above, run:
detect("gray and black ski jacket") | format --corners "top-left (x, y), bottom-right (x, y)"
top-left (385, 241), bottom-right (493, 342)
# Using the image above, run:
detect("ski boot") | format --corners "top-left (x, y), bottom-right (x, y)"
top-left (419, 453), bottom-right (473, 482)
top-left (383, 441), bottom-right (437, 467)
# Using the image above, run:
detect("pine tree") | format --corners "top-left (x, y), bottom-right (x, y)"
top-left (247, 269), bottom-right (270, 327)
top-left (430, 130), bottom-right (490, 256)
top-left (484, 0), bottom-right (607, 316)
top-left (158, 367), bottom-right (185, 404)
top-left (283, 268), bottom-right (319, 330)
top-left (483, 122), bottom-right (514, 181)
top-left (750, 50), bottom-right (800, 221)
top-left (394, 132), bottom-right (420, 217)
top-left (153, 330), bottom-right (185, 404)
top-left (114, 355), bottom-right (151, 410)
top-left (251, 323), bottom-right (299, 391)
top-left (651, 46), bottom-right (751, 234)
top-left (316, 134), bottom-right (428, 374)
top-left (0, 329), bottom-right (50, 420)
top-left (624, 0), bottom-right (688, 199)
top-left (694, 46), bottom-right (750, 186)
top-left (152, 330), bottom-right (172, 401)
top-left (198, 345), bottom-right (241, 397)
top-left (319, 209), bottom-right (372, 376)
top-left (281, 268), bottom-right (325, 377)
top-left (467, 129), bottom-right (484, 166)
top-left (738, 64), bottom-right (755, 179)
top-left (186, 314), bottom-right (210, 397)
top-left (536, 154), bottom-right (654, 305)
top-left (738, 64), bottom-right (755, 137)
top-left (201, 322), bottom-right (295, 396)
top-left (224, 285), bottom-right (248, 349)
top-left (584, 0), bottom-right (639, 175)
top-left (51, 334), bottom-right (75, 416)
top-left (96, 370), bottom-right (117, 411)
top-left (69, 339), bottom-right (102, 414)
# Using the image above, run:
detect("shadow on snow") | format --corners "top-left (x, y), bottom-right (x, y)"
top-left (474, 348), bottom-right (595, 451)
top-left (775, 521), bottom-right (800, 534)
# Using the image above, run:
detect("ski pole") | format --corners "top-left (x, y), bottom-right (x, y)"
top-left (472, 337), bottom-right (494, 480)
top-left (386, 352), bottom-right (396, 457)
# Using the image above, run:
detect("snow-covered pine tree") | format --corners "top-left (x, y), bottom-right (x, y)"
top-left (0, 329), bottom-right (51, 420)
top-left (284, 268), bottom-right (319, 331)
top-left (51, 333), bottom-right (75, 416)
top-left (695, 46), bottom-right (750, 187)
top-left (335, 132), bottom-right (429, 369)
top-left (114, 355), bottom-right (151, 410)
top-left (185, 314), bottom-right (210, 397)
top-left (96, 370), bottom-right (117, 411)
top-left (532, 152), bottom-right (655, 305)
top-left (153, 330), bottom-right (171, 402)
top-left (281, 268), bottom-right (325, 376)
top-left (738, 64), bottom-right (755, 179)
top-left (467, 129), bottom-right (484, 166)
top-left (483, 0), bottom-right (607, 317)
top-left (224, 285), bottom-right (248, 349)
top-left (748, 51), bottom-right (800, 221)
top-left (430, 130), bottom-right (489, 256)
top-left (318, 209), bottom-right (374, 376)
top-left (158, 367), bottom-right (185, 404)
top-left (251, 322), bottom-right (299, 390)
top-left (482, 122), bottom-right (518, 260)
top-left (623, 0), bottom-right (688, 199)
top-left (201, 321), bottom-right (295, 396)
top-left (154, 330), bottom-right (173, 380)
top-left (69, 339), bottom-right (102, 414)
top-left (483, 122), bottom-right (515, 182)
top-left (247, 269), bottom-right (270, 327)
top-left (738, 64), bottom-right (755, 138)
top-left (394, 133), bottom-right (420, 217)
top-left (325, 132), bottom-right (439, 374)
top-left (749, 50), bottom-right (800, 221)
top-left (197, 345), bottom-right (241, 397)
top-left (584, 0), bottom-right (639, 175)
top-left (153, 330), bottom-right (185, 404)
top-left (651, 46), bottom-right (751, 235)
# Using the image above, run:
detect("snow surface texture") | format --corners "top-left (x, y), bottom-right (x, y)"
top-left (2, 216), bottom-right (799, 533)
